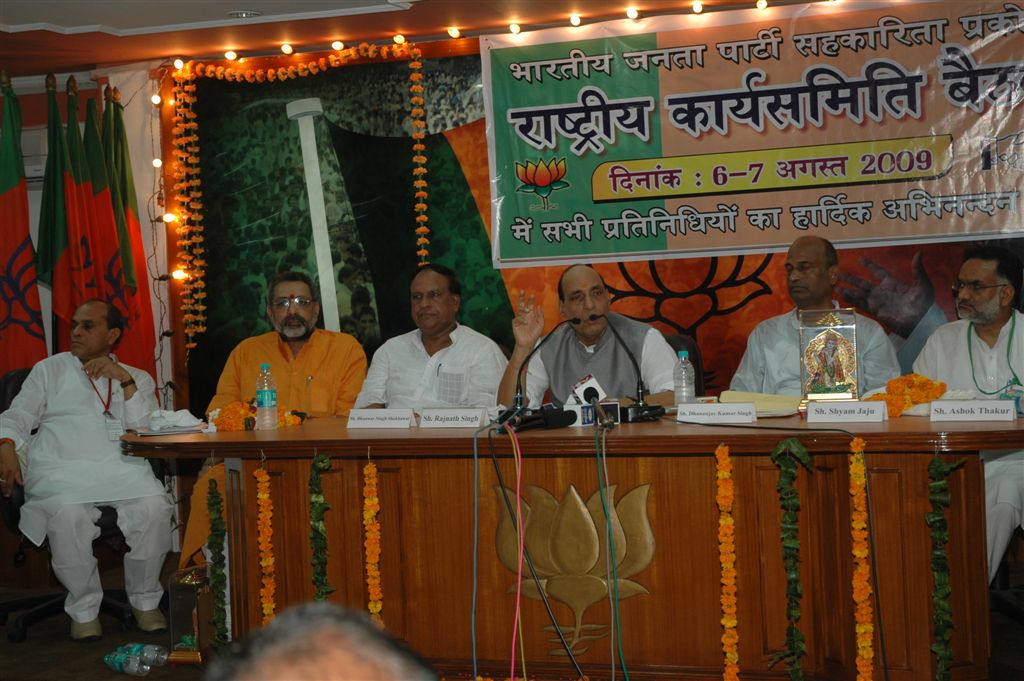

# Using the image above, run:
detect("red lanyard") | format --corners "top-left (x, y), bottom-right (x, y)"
top-left (87, 376), bottom-right (113, 416)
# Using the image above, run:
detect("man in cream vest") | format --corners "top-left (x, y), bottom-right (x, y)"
top-left (497, 265), bottom-right (677, 408)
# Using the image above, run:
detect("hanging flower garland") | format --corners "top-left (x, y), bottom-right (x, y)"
top-left (848, 438), bottom-right (874, 681)
top-left (769, 437), bottom-right (812, 680)
top-left (715, 444), bottom-right (740, 681)
top-left (309, 452), bottom-right (335, 601)
top-left (167, 41), bottom-right (419, 353)
top-left (207, 479), bottom-right (229, 647)
top-left (363, 461), bottom-right (383, 625)
top-left (408, 46), bottom-right (430, 265)
top-left (253, 467), bottom-right (276, 625)
top-left (926, 454), bottom-right (964, 681)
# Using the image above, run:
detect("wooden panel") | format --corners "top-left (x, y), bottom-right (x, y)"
top-left (127, 421), bottom-right (998, 680)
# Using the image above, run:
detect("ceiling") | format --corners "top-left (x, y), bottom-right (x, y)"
top-left (1, 0), bottom-right (769, 79)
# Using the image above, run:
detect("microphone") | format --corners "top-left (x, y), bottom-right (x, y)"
top-left (583, 387), bottom-right (615, 429)
top-left (600, 314), bottom-right (665, 423)
top-left (508, 407), bottom-right (578, 432)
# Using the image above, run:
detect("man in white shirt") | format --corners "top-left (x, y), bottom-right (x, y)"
top-left (913, 244), bottom-right (1024, 584)
top-left (497, 264), bottom-right (676, 409)
top-left (730, 236), bottom-right (900, 397)
top-left (355, 264), bottom-right (507, 410)
top-left (0, 300), bottom-right (172, 641)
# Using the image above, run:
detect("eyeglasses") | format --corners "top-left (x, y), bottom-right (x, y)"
top-left (271, 296), bottom-right (315, 310)
top-left (951, 281), bottom-right (1008, 296)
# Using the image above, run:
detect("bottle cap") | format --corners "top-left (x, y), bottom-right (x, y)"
top-left (677, 350), bottom-right (688, 359)
top-left (260, 363), bottom-right (270, 371)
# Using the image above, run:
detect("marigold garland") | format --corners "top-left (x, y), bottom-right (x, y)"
top-left (211, 399), bottom-right (303, 431)
top-left (848, 438), bottom-right (874, 681)
top-left (865, 373), bottom-right (946, 417)
top-left (253, 467), bottom-right (276, 625)
top-left (167, 41), bottom-right (420, 352)
top-left (408, 47), bottom-right (431, 265)
top-left (715, 444), bottom-right (740, 681)
top-left (363, 461), bottom-right (383, 625)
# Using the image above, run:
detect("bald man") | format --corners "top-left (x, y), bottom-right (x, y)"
top-left (497, 264), bottom-right (677, 409)
top-left (730, 236), bottom-right (899, 396)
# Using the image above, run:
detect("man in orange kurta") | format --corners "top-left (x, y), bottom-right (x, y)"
top-left (182, 271), bottom-right (366, 567)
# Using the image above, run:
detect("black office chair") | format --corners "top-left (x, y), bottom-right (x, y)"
top-left (662, 333), bottom-right (706, 397)
top-left (0, 367), bottom-right (143, 642)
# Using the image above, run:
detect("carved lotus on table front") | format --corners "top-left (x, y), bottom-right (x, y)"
top-left (494, 484), bottom-right (655, 656)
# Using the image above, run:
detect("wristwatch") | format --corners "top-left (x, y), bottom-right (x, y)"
top-left (121, 378), bottom-right (137, 389)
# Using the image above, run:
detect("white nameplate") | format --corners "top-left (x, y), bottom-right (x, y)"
top-left (676, 402), bottom-right (756, 424)
top-left (930, 400), bottom-right (1016, 422)
top-left (807, 400), bottom-right (886, 423)
top-left (419, 408), bottom-right (487, 428)
top-left (347, 409), bottom-right (415, 428)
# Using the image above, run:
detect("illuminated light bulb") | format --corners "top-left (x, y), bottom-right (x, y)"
top-left (393, 34), bottom-right (406, 44)
top-left (173, 58), bottom-right (185, 70)
top-left (569, 13), bottom-right (582, 26)
top-left (162, 212), bottom-right (177, 223)
top-left (281, 43), bottom-right (293, 55)
top-left (171, 269), bottom-right (188, 280)
top-left (150, 94), bottom-right (162, 105)
top-left (152, 158), bottom-right (163, 168)
top-left (332, 40), bottom-right (344, 50)
top-left (224, 50), bottom-right (237, 60)
top-left (447, 27), bottom-right (461, 38)
top-left (756, 0), bottom-right (768, 8)
top-left (509, 22), bottom-right (521, 34)
top-left (692, 1), bottom-right (703, 13)
top-left (626, 7), bottom-right (639, 19)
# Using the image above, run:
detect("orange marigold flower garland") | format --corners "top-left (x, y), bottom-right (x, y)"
top-left (715, 444), bottom-right (740, 681)
top-left (363, 461), bottom-right (383, 625)
top-left (253, 467), bottom-right (276, 624)
top-left (408, 46), bottom-right (430, 265)
top-left (211, 400), bottom-right (304, 431)
top-left (865, 373), bottom-right (946, 417)
top-left (848, 437), bottom-right (874, 680)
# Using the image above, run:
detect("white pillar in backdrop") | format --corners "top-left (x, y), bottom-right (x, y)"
top-left (286, 97), bottom-right (339, 332)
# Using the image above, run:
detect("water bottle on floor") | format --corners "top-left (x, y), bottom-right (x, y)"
top-left (674, 350), bottom-right (695, 405)
top-left (116, 643), bottom-right (169, 666)
top-left (256, 363), bottom-right (278, 430)
top-left (103, 652), bottom-right (150, 676)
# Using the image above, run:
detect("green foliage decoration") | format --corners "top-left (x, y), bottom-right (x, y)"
top-left (926, 455), bottom-right (964, 681)
top-left (207, 479), bottom-right (229, 647)
top-left (309, 452), bottom-right (335, 601)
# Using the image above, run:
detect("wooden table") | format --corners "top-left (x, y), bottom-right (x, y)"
top-left (125, 415), bottom-right (1018, 680)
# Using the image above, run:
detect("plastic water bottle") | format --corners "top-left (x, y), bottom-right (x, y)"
top-left (255, 363), bottom-right (278, 430)
top-left (674, 350), bottom-right (696, 405)
top-left (116, 643), bottom-right (169, 666)
top-left (103, 652), bottom-right (150, 676)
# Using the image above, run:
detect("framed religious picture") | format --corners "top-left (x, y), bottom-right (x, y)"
top-left (798, 308), bottom-right (857, 400)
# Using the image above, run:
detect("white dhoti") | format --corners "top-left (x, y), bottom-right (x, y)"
top-left (984, 451), bottom-right (1024, 585)
top-left (46, 495), bottom-right (173, 622)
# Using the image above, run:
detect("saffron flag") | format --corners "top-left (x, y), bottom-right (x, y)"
top-left (35, 74), bottom-right (87, 352)
top-left (0, 73), bottom-right (47, 374)
top-left (102, 86), bottom-right (157, 379)
top-left (64, 78), bottom-right (102, 302)
top-left (83, 98), bottom-right (127, 305)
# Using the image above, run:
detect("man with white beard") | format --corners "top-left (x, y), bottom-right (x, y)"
top-left (914, 244), bottom-right (1024, 584)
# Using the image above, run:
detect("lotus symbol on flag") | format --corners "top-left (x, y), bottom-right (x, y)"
top-left (515, 157), bottom-right (569, 210)
top-left (494, 484), bottom-right (654, 656)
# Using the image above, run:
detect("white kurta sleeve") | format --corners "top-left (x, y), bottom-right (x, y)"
top-left (464, 344), bottom-right (509, 408)
top-left (640, 329), bottom-right (678, 394)
top-left (355, 343), bottom-right (392, 407)
top-left (0, 364), bottom-right (48, 450)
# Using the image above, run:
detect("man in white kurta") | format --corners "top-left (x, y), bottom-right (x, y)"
top-left (0, 301), bottom-right (171, 640)
top-left (355, 264), bottom-right (507, 410)
top-left (730, 236), bottom-right (900, 397)
top-left (913, 245), bottom-right (1024, 584)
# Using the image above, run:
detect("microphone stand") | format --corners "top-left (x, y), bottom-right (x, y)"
top-left (496, 317), bottom-right (579, 427)
top-left (602, 314), bottom-right (665, 423)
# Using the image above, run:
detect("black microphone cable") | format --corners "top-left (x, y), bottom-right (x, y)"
top-left (483, 427), bottom-right (587, 679)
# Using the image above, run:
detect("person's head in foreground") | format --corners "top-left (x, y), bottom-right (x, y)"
top-left (203, 602), bottom-right (436, 681)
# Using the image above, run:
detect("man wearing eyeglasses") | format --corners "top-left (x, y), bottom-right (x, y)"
top-left (730, 236), bottom-right (900, 396)
top-left (208, 271), bottom-right (367, 417)
top-left (355, 264), bottom-right (507, 410)
top-left (913, 244), bottom-right (1024, 584)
